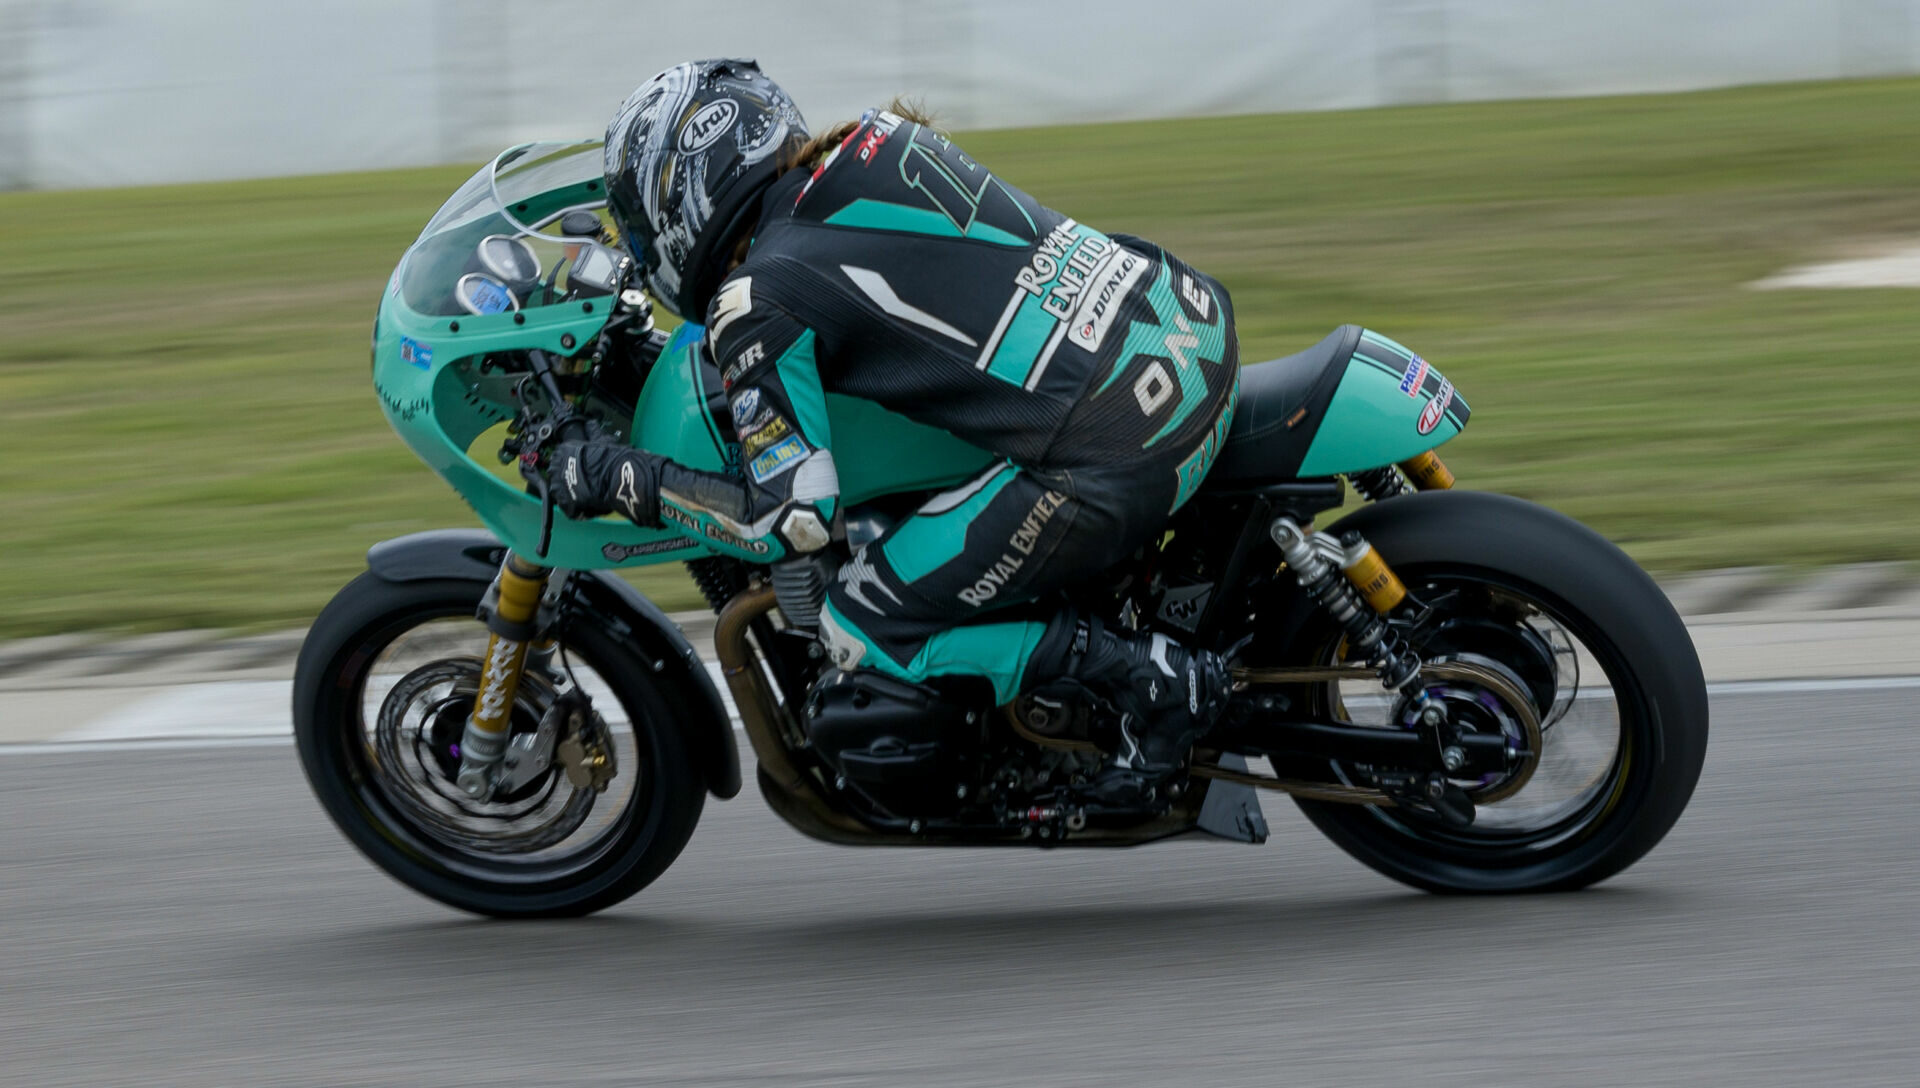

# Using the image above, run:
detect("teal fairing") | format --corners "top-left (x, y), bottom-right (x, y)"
top-left (370, 140), bottom-right (701, 571)
top-left (1297, 329), bottom-right (1470, 477)
top-left (370, 140), bottom-right (996, 571)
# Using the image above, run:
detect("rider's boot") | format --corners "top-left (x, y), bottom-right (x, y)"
top-left (1033, 613), bottom-right (1232, 807)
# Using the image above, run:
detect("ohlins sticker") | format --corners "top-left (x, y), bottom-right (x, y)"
top-left (602, 539), bottom-right (691, 561)
top-left (749, 434), bottom-right (809, 483)
top-left (1399, 356), bottom-right (1429, 398)
top-left (1417, 378), bottom-right (1455, 435)
top-left (740, 415), bottom-right (791, 456)
top-left (957, 489), bottom-right (1068, 607)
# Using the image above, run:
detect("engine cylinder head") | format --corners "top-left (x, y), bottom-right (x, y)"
top-left (770, 555), bottom-right (830, 632)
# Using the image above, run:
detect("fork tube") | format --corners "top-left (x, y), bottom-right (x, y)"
top-left (455, 552), bottom-right (551, 799)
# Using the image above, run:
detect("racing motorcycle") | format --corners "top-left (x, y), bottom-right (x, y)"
top-left (294, 141), bottom-right (1708, 917)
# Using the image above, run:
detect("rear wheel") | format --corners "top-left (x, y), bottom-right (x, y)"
top-left (1275, 491), bottom-right (1707, 893)
top-left (293, 573), bottom-right (704, 917)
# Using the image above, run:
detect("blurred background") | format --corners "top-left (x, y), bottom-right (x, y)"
top-left (3, 0), bottom-right (1919, 635)
top-left (5, 5), bottom-right (1920, 1087)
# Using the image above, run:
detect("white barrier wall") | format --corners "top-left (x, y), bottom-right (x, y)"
top-left (2, 0), bottom-right (1918, 189)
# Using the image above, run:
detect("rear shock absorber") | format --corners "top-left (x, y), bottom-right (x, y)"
top-left (1269, 517), bottom-right (1421, 690)
top-left (1348, 467), bottom-right (1411, 502)
top-left (1350, 451), bottom-right (1457, 502)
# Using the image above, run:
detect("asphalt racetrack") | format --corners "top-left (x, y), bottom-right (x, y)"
top-left (3, 687), bottom-right (1916, 1087)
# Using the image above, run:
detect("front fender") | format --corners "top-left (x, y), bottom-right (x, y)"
top-left (365, 529), bottom-right (741, 799)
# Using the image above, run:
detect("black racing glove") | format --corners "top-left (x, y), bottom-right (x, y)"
top-left (529, 439), bottom-right (665, 527)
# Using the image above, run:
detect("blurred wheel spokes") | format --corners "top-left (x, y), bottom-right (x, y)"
top-left (1329, 577), bottom-right (1625, 840)
top-left (356, 618), bottom-right (644, 868)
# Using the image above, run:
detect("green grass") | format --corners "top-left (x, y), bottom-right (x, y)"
top-left (4, 78), bottom-right (1920, 637)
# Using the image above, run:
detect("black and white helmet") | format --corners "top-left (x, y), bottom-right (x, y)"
top-left (603, 59), bottom-right (808, 319)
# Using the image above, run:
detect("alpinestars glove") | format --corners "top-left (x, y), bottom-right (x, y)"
top-left (534, 440), bottom-right (664, 527)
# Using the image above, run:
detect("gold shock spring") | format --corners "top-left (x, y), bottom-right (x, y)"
top-left (1340, 539), bottom-right (1408, 615)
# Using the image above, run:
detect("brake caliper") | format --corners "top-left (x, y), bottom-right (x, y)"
top-left (554, 703), bottom-right (617, 793)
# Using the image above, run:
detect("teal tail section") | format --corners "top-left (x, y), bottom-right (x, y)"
top-left (1295, 329), bottom-right (1469, 477)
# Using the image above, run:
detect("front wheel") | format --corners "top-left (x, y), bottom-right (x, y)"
top-left (1277, 491), bottom-right (1708, 893)
top-left (293, 572), bottom-right (705, 917)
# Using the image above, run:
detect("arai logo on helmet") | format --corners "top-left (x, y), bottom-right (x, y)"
top-left (679, 100), bottom-right (739, 154)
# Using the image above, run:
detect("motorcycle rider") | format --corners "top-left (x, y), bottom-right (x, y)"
top-left (541, 58), bottom-right (1240, 804)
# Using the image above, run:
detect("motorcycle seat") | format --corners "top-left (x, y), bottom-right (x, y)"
top-left (1210, 325), bottom-right (1361, 483)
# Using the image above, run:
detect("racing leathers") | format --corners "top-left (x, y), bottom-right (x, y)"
top-left (565, 110), bottom-right (1241, 788)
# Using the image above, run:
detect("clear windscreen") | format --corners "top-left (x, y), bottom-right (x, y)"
top-left (397, 140), bottom-right (624, 317)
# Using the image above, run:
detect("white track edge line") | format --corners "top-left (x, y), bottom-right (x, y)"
top-left (0, 720), bottom-right (750, 756)
top-left (4, 676), bottom-right (1919, 756)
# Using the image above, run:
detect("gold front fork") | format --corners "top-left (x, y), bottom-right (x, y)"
top-left (455, 552), bottom-right (551, 799)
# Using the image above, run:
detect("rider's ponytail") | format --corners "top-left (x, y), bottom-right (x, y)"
top-left (727, 97), bottom-right (940, 274)
top-left (780, 96), bottom-right (937, 173)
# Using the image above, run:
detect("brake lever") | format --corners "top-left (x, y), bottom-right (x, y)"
top-left (536, 473), bottom-right (557, 559)
top-left (515, 350), bottom-right (599, 560)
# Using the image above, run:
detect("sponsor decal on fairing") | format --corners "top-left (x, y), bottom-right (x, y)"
top-left (601, 539), bottom-right (693, 561)
top-left (1417, 378), bottom-right (1455, 435)
top-left (398, 337), bottom-right (433, 370)
top-left (1399, 356), bottom-right (1429, 398)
